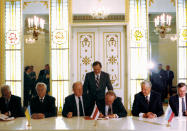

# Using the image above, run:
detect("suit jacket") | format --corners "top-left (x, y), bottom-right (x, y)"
top-left (169, 93), bottom-right (187, 116)
top-left (83, 71), bottom-right (113, 100)
top-left (97, 97), bottom-right (127, 118)
top-left (166, 70), bottom-right (174, 85)
top-left (37, 69), bottom-right (50, 92)
top-left (0, 95), bottom-right (25, 117)
top-left (62, 94), bottom-right (93, 117)
top-left (132, 91), bottom-right (164, 117)
top-left (30, 95), bottom-right (57, 118)
top-left (150, 70), bottom-right (167, 93)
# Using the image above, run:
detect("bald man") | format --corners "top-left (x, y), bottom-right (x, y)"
top-left (62, 81), bottom-right (93, 118)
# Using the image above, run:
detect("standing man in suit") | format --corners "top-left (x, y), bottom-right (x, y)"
top-left (83, 61), bottom-right (113, 106)
top-left (0, 85), bottom-right (25, 117)
top-left (29, 65), bottom-right (37, 97)
top-left (37, 64), bottom-right (50, 93)
top-left (97, 91), bottom-right (127, 118)
top-left (150, 64), bottom-right (167, 101)
top-left (62, 81), bottom-right (93, 118)
top-left (132, 80), bottom-right (164, 118)
top-left (166, 65), bottom-right (174, 97)
top-left (30, 82), bottom-right (56, 119)
top-left (24, 66), bottom-right (32, 108)
top-left (169, 83), bottom-right (187, 116)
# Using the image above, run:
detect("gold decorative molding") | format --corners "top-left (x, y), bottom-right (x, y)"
top-left (149, 0), bottom-right (154, 7)
top-left (0, 0), bottom-right (5, 87)
top-left (23, 1), bottom-right (48, 10)
top-left (73, 14), bottom-right (125, 22)
top-left (104, 32), bottom-right (121, 89)
top-left (77, 32), bottom-right (95, 81)
top-left (68, 0), bottom-right (72, 24)
top-left (170, 0), bottom-right (175, 6)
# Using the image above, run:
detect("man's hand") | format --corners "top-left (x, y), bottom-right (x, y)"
top-left (67, 112), bottom-right (73, 118)
top-left (106, 114), bottom-right (117, 118)
top-left (184, 111), bottom-right (187, 116)
top-left (143, 112), bottom-right (156, 119)
top-left (4, 112), bottom-right (9, 116)
top-left (147, 112), bottom-right (156, 118)
top-left (46, 74), bottom-right (50, 79)
top-left (99, 113), bottom-right (104, 118)
top-left (32, 113), bottom-right (45, 119)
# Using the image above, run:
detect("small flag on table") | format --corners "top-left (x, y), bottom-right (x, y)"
top-left (90, 104), bottom-right (100, 120)
top-left (164, 105), bottom-right (174, 125)
top-left (25, 105), bottom-right (31, 126)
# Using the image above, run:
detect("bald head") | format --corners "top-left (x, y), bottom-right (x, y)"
top-left (73, 81), bottom-right (83, 97)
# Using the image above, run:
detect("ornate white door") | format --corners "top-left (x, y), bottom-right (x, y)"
top-left (70, 26), bottom-right (125, 102)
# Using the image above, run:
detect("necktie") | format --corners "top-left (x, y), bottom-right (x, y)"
top-left (145, 96), bottom-right (149, 104)
top-left (96, 75), bottom-right (100, 88)
top-left (78, 97), bottom-right (84, 116)
top-left (182, 98), bottom-right (185, 113)
top-left (5, 99), bottom-right (9, 110)
top-left (40, 98), bottom-right (43, 103)
top-left (108, 106), bottom-right (112, 115)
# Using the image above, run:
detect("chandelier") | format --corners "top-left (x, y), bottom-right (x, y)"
top-left (27, 16), bottom-right (45, 40)
top-left (154, 13), bottom-right (172, 38)
top-left (89, 0), bottom-right (110, 19)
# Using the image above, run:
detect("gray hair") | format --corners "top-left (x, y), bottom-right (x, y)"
top-left (141, 80), bottom-right (152, 88)
top-left (1, 85), bottom-right (11, 94)
top-left (72, 81), bottom-right (82, 89)
top-left (35, 82), bottom-right (47, 91)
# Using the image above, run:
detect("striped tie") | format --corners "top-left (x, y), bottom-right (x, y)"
top-left (96, 75), bottom-right (100, 88)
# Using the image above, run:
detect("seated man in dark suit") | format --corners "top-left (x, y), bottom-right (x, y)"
top-left (30, 82), bottom-right (56, 119)
top-left (83, 61), bottom-right (113, 106)
top-left (132, 80), bottom-right (164, 118)
top-left (0, 85), bottom-right (25, 117)
top-left (97, 91), bottom-right (127, 118)
top-left (62, 81), bottom-right (93, 118)
top-left (169, 83), bottom-right (187, 116)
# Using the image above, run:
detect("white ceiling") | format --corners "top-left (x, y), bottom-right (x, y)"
top-left (72, 0), bottom-right (125, 14)
top-left (22, 0), bottom-right (176, 14)
top-left (148, 0), bottom-right (176, 13)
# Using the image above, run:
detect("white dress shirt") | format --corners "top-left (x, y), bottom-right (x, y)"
top-left (95, 73), bottom-right (101, 80)
top-left (105, 105), bottom-right (110, 116)
top-left (75, 96), bottom-right (85, 116)
top-left (178, 96), bottom-right (186, 117)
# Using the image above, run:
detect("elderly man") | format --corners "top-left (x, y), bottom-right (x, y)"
top-left (30, 82), bottom-right (56, 119)
top-left (62, 81), bottom-right (93, 118)
top-left (169, 83), bottom-right (187, 116)
top-left (97, 90), bottom-right (127, 118)
top-left (0, 85), bottom-right (25, 117)
top-left (132, 80), bottom-right (164, 118)
top-left (83, 61), bottom-right (113, 106)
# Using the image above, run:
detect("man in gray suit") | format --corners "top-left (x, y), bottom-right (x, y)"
top-left (83, 61), bottom-right (113, 106)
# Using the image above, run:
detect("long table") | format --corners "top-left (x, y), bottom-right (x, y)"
top-left (0, 116), bottom-right (186, 131)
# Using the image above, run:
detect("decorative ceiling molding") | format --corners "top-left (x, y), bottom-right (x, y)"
top-left (23, 1), bottom-right (48, 10)
top-left (149, 0), bottom-right (154, 7)
top-left (73, 14), bottom-right (125, 22)
top-left (170, 0), bottom-right (175, 6)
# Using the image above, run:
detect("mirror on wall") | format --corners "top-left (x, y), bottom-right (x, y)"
top-left (23, 0), bottom-right (50, 108)
top-left (148, 0), bottom-right (177, 100)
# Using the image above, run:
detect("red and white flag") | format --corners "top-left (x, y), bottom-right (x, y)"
top-left (90, 104), bottom-right (100, 120)
top-left (165, 105), bottom-right (175, 123)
